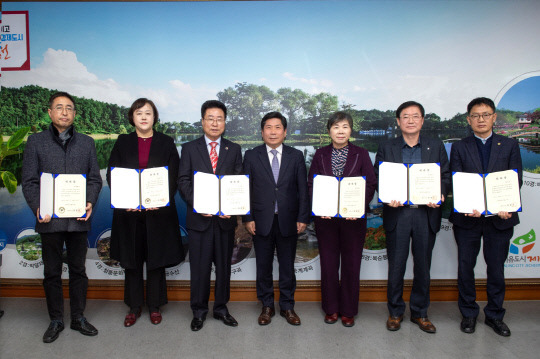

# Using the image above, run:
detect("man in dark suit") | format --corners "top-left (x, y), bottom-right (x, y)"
top-left (449, 97), bottom-right (522, 337)
top-left (21, 92), bottom-right (102, 343)
top-left (178, 100), bottom-right (242, 331)
top-left (243, 111), bottom-right (310, 326)
top-left (374, 101), bottom-right (450, 333)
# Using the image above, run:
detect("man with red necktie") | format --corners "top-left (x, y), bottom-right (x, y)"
top-left (178, 100), bottom-right (243, 331)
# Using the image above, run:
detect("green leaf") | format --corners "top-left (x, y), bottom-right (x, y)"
top-left (7, 126), bottom-right (31, 150)
top-left (3, 149), bottom-right (21, 156)
top-left (1, 170), bottom-right (17, 194)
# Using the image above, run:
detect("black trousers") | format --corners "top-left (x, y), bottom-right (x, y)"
top-left (253, 215), bottom-right (297, 311)
top-left (188, 218), bottom-right (234, 318)
top-left (41, 231), bottom-right (88, 321)
top-left (386, 207), bottom-right (435, 318)
top-left (124, 216), bottom-right (167, 311)
top-left (454, 220), bottom-right (513, 320)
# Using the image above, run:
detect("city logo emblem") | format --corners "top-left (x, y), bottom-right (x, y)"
top-left (509, 229), bottom-right (535, 255)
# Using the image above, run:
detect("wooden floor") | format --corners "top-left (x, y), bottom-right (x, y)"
top-left (2, 278), bottom-right (540, 301)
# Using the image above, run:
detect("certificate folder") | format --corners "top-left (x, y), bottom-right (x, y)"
top-left (452, 169), bottom-right (521, 215)
top-left (193, 171), bottom-right (250, 216)
top-left (378, 162), bottom-right (441, 205)
top-left (110, 166), bottom-right (170, 209)
top-left (311, 175), bottom-right (366, 218)
top-left (40, 172), bottom-right (87, 219)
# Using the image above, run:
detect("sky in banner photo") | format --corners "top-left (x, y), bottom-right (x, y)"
top-left (2, 0), bottom-right (540, 123)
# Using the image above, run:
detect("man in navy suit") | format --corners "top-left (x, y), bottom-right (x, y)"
top-left (374, 101), bottom-right (451, 334)
top-left (450, 97), bottom-right (522, 337)
top-left (178, 100), bottom-right (243, 331)
top-left (243, 112), bottom-right (310, 326)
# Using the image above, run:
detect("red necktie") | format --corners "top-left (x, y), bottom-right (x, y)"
top-left (210, 142), bottom-right (218, 173)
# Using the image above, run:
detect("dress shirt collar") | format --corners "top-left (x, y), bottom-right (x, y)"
top-left (474, 131), bottom-right (492, 145)
top-left (204, 135), bottom-right (221, 147)
top-left (266, 144), bottom-right (283, 155)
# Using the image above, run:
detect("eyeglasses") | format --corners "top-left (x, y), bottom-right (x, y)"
top-left (469, 113), bottom-right (494, 121)
top-left (204, 118), bottom-right (225, 124)
top-left (400, 114), bottom-right (422, 121)
top-left (52, 105), bottom-right (74, 113)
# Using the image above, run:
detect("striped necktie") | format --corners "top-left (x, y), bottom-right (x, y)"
top-left (210, 142), bottom-right (218, 173)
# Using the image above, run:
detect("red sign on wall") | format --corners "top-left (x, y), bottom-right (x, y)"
top-left (1, 11), bottom-right (30, 71)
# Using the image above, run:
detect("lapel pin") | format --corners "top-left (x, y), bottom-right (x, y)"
top-left (498, 143), bottom-right (501, 146)
top-left (225, 147), bottom-right (228, 150)
top-left (427, 147), bottom-right (430, 150)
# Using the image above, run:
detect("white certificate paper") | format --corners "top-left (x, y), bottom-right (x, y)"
top-left (40, 173), bottom-right (87, 218)
top-left (378, 162), bottom-right (407, 204)
top-left (452, 172), bottom-right (486, 214)
top-left (140, 167), bottom-right (170, 209)
top-left (312, 175), bottom-right (366, 218)
top-left (110, 168), bottom-right (140, 209)
top-left (452, 169), bottom-right (521, 214)
top-left (193, 172), bottom-right (250, 215)
top-left (485, 169), bottom-right (521, 214)
top-left (39, 172), bottom-right (55, 218)
top-left (110, 166), bottom-right (170, 209)
top-left (408, 163), bottom-right (441, 205)
top-left (338, 177), bottom-right (366, 218)
top-left (220, 175), bottom-right (250, 216)
top-left (312, 175), bottom-right (340, 217)
top-left (193, 172), bottom-right (220, 215)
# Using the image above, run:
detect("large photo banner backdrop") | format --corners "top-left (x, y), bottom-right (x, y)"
top-left (1, 1), bottom-right (540, 282)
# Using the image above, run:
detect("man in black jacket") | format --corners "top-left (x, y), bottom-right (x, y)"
top-left (374, 101), bottom-right (450, 334)
top-left (178, 100), bottom-right (242, 331)
top-left (449, 97), bottom-right (522, 337)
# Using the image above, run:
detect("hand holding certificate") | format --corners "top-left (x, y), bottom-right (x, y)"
top-left (378, 161), bottom-right (441, 205)
top-left (40, 173), bottom-right (87, 218)
top-left (311, 175), bottom-right (366, 218)
top-left (453, 169), bottom-right (521, 215)
top-left (110, 166), bottom-right (170, 209)
top-left (193, 171), bottom-right (250, 216)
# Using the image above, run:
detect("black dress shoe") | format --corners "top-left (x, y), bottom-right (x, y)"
top-left (460, 317), bottom-right (476, 334)
top-left (43, 320), bottom-right (64, 343)
top-left (213, 313), bottom-right (238, 327)
top-left (485, 317), bottom-right (511, 337)
top-left (70, 317), bottom-right (98, 336)
top-left (191, 317), bottom-right (205, 331)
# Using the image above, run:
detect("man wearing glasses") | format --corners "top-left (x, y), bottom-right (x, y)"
top-left (21, 92), bottom-right (102, 343)
top-left (374, 101), bottom-right (450, 334)
top-left (178, 100), bottom-right (242, 331)
top-left (449, 97), bottom-right (522, 336)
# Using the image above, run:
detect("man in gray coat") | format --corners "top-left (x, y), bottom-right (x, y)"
top-left (22, 92), bottom-right (102, 343)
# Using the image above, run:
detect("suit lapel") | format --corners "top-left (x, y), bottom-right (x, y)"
top-left (257, 145), bottom-right (276, 184)
top-left (464, 136), bottom-right (483, 173)
top-left (196, 136), bottom-right (214, 173)
top-left (391, 137), bottom-right (403, 163)
top-left (343, 145), bottom-right (358, 177)
top-left (126, 132), bottom-right (140, 168)
top-left (278, 145), bottom-right (293, 185)
top-left (487, 134), bottom-right (502, 173)
top-left (215, 138), bottom-right (230, 174)
top-left (321, 146), bottom-right (332, 176)
top-left (147, 132), bottom-right (162, 168)
top-left (420, 136), bottom-right (432, 162)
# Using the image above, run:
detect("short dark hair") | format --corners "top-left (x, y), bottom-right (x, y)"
top-left (201, 100), bottom-right (227, 119)
top-left (48, 91), bottom-right (76, 110)
top-left (261, 111), bottom-right (287, 130)
top-left (467, 97), bottom-right (496, 114)
top-left (396, 101), bottom-right (425, 118)
top-left (128, 98), bottom-right (159, 127)
top-left (327, 111), bottom-right (353, 131)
